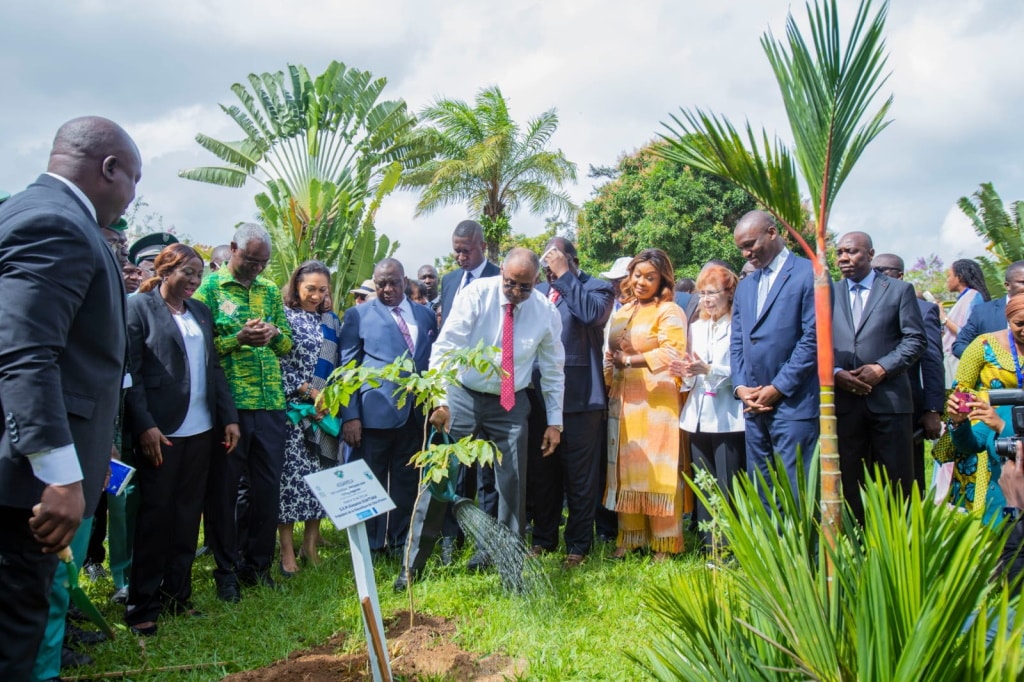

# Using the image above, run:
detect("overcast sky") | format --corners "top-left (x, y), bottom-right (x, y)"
top-left (2, 0), bottom-right (1020, 273)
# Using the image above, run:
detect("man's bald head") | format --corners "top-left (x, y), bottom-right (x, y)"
top-left (47, 116), bottom-right (141, 228)
top-left (872, 253), bottom-right (904, 279)
top-left (504, 247), bottom-right (540, 273)
top-left (733, 210), bottom-right (783, 270)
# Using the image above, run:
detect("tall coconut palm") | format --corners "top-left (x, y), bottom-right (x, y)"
top-left (658, 0), bottom-right (893, 549)
top-left (958, 182), bottom-right (1024, 293)
top-left (402, 85), bottom-right (578, 261)
top-left (180, 61), bottom-right (427, 309)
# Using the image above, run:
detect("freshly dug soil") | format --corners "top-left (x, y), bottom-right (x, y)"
top-left (223, 610), bottom-right (524, 681)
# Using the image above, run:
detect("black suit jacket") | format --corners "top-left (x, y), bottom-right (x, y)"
top-left (536, 271), bottom-right (615, 413)
top-left (0, 174), bottom-right (127, 514)
top-left (439, 261), bottom-right (500, 328)
top-left (832, 273), bottom-right (926, 415)
top-left (124, 289), bottom-right (238, 438)
top-left (911, 299), bottom-right (945, 419)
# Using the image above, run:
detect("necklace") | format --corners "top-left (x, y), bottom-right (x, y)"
top-left (165, 299), bottom-right (184, 315)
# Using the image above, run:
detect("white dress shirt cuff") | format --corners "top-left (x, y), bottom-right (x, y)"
top-left (546, 409), bottom-right (563, 427)
top-left (27, 444), bottom-right (83, 486)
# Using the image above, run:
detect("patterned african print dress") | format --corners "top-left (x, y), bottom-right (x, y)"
top-left (938, 332), bottom-right (1011, 523)
top-left (604, 299), bottom-right (687, 552)
top-left (277, 308), bottom-right (340, 523)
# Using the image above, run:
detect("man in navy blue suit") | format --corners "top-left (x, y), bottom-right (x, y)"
top-left (438, 220), bottom-right (500, 328)
top-left (730, 210), bottom-right (819, 499)
top-left (527, 238), bottom-right (614, 568)
top-left (339, 258), bottom-right (438, 556)
top-left (953, 261), bottom-right (1024, 358)
top-left (873, 254), bottom-right (944, 489)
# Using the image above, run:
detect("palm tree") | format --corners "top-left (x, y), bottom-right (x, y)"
top-left (658, 0), bottom-right (893, 549)
top-left (401, 85), bottom-right (578, 261)
top-left (958, 182), bottom-right (1024, 293)
top-left (179, 61), bottom-right (427, 309)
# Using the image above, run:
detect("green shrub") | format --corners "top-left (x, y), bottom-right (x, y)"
top-left (636, 462), bottom-right (1024, 680)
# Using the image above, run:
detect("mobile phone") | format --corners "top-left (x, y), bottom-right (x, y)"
top-left (952, 390), bottom-right (973, 414)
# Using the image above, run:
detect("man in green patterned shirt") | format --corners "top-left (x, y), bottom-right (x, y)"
top-left (194, 223), bottom-right (292, 602)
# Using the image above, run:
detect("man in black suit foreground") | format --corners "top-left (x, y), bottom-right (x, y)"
top-left (832, 233), bottom-right (925, 523)
top-left (0, 117), bottom-right (140, 680)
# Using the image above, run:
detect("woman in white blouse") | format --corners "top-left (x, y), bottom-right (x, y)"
top-left (670, 264), bottom-right (745, 551)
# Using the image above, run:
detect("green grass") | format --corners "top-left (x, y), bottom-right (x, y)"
top-left (69, 524), bottom-right (706, 681)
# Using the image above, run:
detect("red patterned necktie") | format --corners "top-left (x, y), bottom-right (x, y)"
top-left (500, 303), bottom-right (515, 411)
top-left (391, 307), bottom-right (415, 353)
top-left (549, 289), bottom-right (561, 304)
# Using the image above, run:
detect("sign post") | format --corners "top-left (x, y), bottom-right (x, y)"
top-left (305, 459), bottom-right (396, 682)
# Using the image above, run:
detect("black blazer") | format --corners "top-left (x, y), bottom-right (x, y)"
top-left (911, 299), bottom-right (945, 418)
top-left (832, 273), bottom-right (926, 415)
top-left (953, 295), bottom-right (1007, 359)
top-left (0, 175), bottom-right (127, 515)
top-left (438, 261), bottom-right (500, 328)
top-left (536, 271), bottom-right (615, 413)
top-left (125, 289), bottom-right (237, 438)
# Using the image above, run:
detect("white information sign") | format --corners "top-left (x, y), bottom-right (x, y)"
top-left (304, 458), bottom-right (396, 681)
top-left (304, 459), bottom-right (396, 530)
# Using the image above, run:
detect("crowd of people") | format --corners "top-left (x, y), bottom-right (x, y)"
top-left (5, 116), bottom-right (1024, 681)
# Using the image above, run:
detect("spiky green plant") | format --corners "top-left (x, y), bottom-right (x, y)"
top-left (636, 460), bottom-right (1024, 680)
top-left (658, 0), bottom-right (894, 548)
top-left (180, 61), bottom-right (428, 309)
top-left (958, 183), bottom-right (1024, 294)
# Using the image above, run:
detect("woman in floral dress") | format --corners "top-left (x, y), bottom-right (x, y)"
top-left (277, 261), bottom-right (341, 575)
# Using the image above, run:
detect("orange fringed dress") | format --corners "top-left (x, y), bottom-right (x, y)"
top-left (604, 299), bottom-right (687, 552)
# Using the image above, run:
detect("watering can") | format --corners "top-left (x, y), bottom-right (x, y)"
top-left (423, 428), bottom-right (463, 503)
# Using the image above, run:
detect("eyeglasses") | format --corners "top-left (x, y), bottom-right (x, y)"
top-left (239, 252), bottom-right (269, 268)
top-left (503, 279), bottom-right (534, 293)
top-left (697, 290), bottom-right (724, 298)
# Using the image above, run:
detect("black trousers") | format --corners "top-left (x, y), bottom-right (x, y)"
top-left (837, 400), bottom-right (915, 524)
top-left (688, 428), bottom-right (746, 548)
top-left (126, 431), bottom-right (212, 624)
top-left (528, 406), bottom-right (604, 556)
top-left (207, 409), bottom-right (285, 584)
top-left (0, 505), bottom-right (59, 681)
top-left (352, 412), bottom-right (424, 553)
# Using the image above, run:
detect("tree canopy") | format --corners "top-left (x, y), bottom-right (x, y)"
top-left (576, 143), bottom-right (755, 276)
top-left (958, 182), bottom-right (1024, 294)
top-left (401, 85), bottom-right (578, 260)
top-left (180, 61), bottom-right (426, 311)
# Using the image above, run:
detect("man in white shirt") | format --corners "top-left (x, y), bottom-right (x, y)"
top-left (396, 248), bottom-right (565, 586)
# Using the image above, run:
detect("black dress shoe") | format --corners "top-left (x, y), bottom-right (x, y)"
top-left (61, 646), bottom-right (94, 669)
top-left (216, 582), bottom-right (241, 603)
top-left (238, 569), bottom-right (276, 589)
top-left (128, 622), bottom-right (158, 637)
top-left (466, 552), bottom-right (492, 572)
top-left (65, 623), bottom-right (108, 646)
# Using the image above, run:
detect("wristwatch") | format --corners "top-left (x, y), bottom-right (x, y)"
top-left (624, 355), bottom-right (632, 369)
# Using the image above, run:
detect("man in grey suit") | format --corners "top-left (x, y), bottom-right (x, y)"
top-left (832, 232), bottom-right (926, 523)
top-left (0, 117), bottom-right (141, 679)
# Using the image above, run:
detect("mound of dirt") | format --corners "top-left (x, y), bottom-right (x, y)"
top-left (224, 610), bottom-right (524, 681)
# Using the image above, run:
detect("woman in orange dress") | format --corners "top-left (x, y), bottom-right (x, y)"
top-left (604, 248), bottom-right (687, 560)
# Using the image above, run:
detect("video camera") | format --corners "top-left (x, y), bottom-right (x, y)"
top-left (988, 389), bottom-right (1024, 459)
